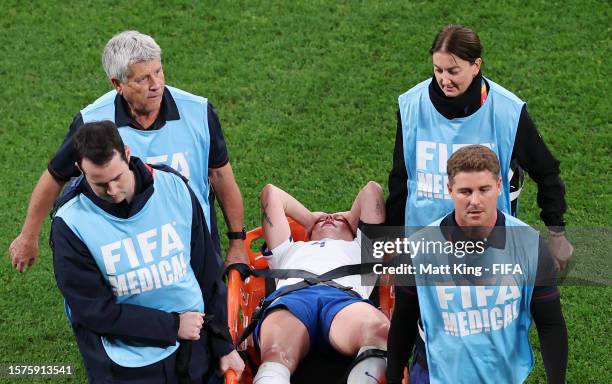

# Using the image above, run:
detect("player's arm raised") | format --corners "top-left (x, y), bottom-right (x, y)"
top-left (260, 184), bottom-right (324, 249)
top-left (342, 181), bottom-right (386, 233)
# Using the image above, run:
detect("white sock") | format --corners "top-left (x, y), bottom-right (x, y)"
top-left (253, 361), bottom-right (291, 384)
top-left (347, 346), bottom-right (387, 384)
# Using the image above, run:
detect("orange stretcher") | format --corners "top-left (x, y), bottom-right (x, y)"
top-left (224, 219), bottom-right (406, 384)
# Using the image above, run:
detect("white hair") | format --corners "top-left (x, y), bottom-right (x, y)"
top-left (102, 31), bottom-right (162, 84)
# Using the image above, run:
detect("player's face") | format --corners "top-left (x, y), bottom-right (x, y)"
top-left (432, 52), bottom-right (481, 97)
top-left (81, 150), bottom-right (135, 204)
top-left (116, 59), bottom-right (165, 117)
top-left (310, 214), bottom-right (354, 241)
top-left (448, 171), bottom-right (501, 228)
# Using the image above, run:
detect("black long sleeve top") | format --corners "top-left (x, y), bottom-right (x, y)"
top-left (386, 73), bottom-right (567, 228)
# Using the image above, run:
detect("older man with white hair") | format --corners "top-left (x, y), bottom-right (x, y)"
top-left (10, 30), bottom-right (247, 272)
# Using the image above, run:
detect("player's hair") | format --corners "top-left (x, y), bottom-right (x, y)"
top-left (73, 121), bottom-right (127, 167)
top-left (430, 25), bottom-right (482, 64)
top-left (102, 30), bottom-right (162, 84)
top-left (447, 145), bottom-right (500, 183)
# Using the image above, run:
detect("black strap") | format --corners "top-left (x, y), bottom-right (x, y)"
top-left (227, 228), bottom-right (246, 240)
top-left (224, 262), bottom-right (252, 280)
top-left (224, 262), bottom-right (319, 281)
top-left (225, 262), bottom-right (379, 282)
top-left (317, 262), bottom-right (378, 281)
top-left (341, 348), bottom-right (387, 384)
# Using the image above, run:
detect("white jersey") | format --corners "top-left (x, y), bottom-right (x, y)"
top-left (265, 230), bottom-right (373, 299)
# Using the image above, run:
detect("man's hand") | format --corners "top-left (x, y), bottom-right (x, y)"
top-left (178, 312), bottom-right (205, 340)
top-left (219, 350), bottom-right (245, 380)
top-left (335, 210), bottom-right (358, 234)
top-left (9, 232), bottom-right (39, 272)
top-left (548, 234), bottom-right (574, 271)
top-left (306, 211), bottom-right (328, 235)
top-left (9, 170), bottom-right (65, 272)
top-left (225, 241), bottom-right (248, 266)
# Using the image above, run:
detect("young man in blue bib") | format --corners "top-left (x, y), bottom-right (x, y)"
top-left (386, 145), bottom-right (567, 384)
top-left (51, 121), bottom-right (244, 383)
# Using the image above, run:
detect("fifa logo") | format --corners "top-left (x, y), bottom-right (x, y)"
top-left (99, 223), bottom-right (188, 296)
top-left (146, 152), bottom-right (190, 178)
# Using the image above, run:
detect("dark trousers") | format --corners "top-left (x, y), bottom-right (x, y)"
top-left (109, 343), bottom-right (205, 384)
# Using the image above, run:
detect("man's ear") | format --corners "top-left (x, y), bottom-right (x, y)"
top-left (75, 161), bottom-right (82, 174)
top-left (447, 181), bottom-right (453, 195)
top-left (111, 78), bottom-right (123, 93)
top-left (124, 145), bottom-right (131, 162)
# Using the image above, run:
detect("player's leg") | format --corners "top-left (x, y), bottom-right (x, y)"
top-left (254, 308), bottom-right (310, 384)
top-left (329, 301), bottom-right (389, 354)
top-left (328, 301), bottom-right (389, 384)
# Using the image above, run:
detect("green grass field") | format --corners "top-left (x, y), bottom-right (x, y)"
top-left (1, 0), bottom-right (610, 382)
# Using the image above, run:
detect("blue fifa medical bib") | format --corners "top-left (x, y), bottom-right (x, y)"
top-left (80, 86), bottom-right (212, 228)
top-left (399, 79), bottom-right (524, 227)
top-left (56, 170), bottom-right (204, 367)
top-left (413, 213), bottom-right (539, 383)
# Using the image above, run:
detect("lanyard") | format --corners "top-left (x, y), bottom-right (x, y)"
top-left (480, 77), bottom-right (488, 106)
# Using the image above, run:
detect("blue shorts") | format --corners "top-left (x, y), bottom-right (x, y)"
top-left (254, 284), bottom-right (368, 350)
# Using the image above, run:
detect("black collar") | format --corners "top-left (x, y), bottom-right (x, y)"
top-left (80, 157), bottom-right (155, 219)
top-left (428, 72), bottom-right (488, 119)
top-left (440, 209), bottom-right (506, 249)
top-left (114, 86), bottom-right (180, 130)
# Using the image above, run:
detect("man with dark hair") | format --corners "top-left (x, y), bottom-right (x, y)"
top-left (51, 121), bottom-right (244, 383)
top-left (387, 145), bottom-right (567, 384)
top-left (11, 30), bottom-right (247, 273)
top-left (72, 120), bottom-right (128, 166)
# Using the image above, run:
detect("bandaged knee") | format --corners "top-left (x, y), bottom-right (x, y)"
top-left (254, 361), bottom-right (291, 384)
top-left (346, 346), bottom-right (387, 384)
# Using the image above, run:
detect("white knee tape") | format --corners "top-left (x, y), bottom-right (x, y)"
top-left (253, 361), bottom-right (291, 384)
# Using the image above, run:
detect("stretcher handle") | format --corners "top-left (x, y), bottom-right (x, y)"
top-left (224, 368), bottom-right (238, 384)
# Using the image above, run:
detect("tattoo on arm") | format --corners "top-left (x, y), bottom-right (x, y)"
top-left (376, 199), bottom-right (383, 216)
top-left (261, 203), bottom-right (273, 227)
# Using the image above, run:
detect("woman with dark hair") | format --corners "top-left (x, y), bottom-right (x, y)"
top-left (386, 25), bottom-right (572, 263)
top-left (385, 25), bottom-right (571, 383)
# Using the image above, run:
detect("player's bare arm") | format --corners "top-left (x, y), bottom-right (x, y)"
top-left (343, 181), bottom-right (386, 230)
top-left (260, 184), bottom-right (315, 249)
